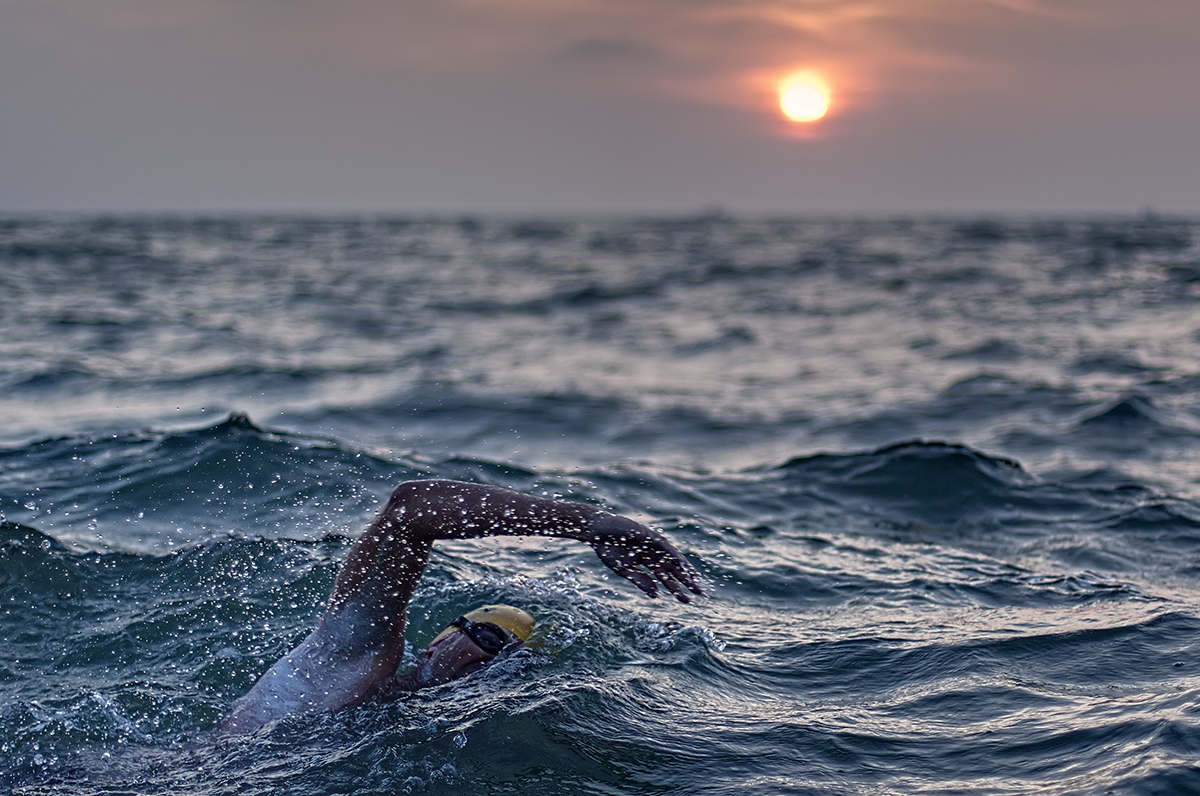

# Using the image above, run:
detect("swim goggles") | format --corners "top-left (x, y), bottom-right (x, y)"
top-left (450, 615), bottom-right (518, 655)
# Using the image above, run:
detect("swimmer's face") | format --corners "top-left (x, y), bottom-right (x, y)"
top-left (409, 621), bottom-right (522, 689)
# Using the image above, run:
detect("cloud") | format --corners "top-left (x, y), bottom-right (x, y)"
top-left (2, 0), bottom-right (1198, 213)
top-left (9, 0), bottom-right (1197, 106)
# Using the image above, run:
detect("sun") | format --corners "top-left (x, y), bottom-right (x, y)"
top-left (779, 74), bottom-right (830, 123)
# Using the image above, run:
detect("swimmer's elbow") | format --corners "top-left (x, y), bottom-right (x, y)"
top-left (387, 478), bottom-right (458, 507)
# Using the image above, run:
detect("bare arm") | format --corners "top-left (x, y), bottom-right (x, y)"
top-left (331, 479), bottom-right (702, 613)
top-left (218, 479), bottom-right (701, 732)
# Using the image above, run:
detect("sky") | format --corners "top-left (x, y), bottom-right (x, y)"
top-left (1, 0), bottom-right (1197, 215)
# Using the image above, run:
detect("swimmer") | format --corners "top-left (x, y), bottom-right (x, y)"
top-left (218, 479), bottom-right (702, 733)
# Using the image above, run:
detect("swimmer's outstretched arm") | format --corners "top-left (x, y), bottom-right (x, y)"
top-left (218, 479), bottom-right (701, 733)
top-left (333, 478), bottom-right (704, 610)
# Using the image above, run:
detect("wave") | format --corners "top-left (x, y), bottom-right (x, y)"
top-left (5, 417), bottom-right (1199, 569)
top-left (4, 417), bottom-right (1200, 794)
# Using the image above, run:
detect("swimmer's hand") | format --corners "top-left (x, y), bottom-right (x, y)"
top-left (586, 516), bottom-right (704, 603)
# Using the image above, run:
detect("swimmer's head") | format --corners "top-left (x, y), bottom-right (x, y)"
top-left (428, 604), bottom-right (535, 647)
top-left (409, 604), bottom-right (534, 689)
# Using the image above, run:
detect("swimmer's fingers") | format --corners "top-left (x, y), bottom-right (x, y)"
top-left (592, 541), bottom-right (660, 597)
top-left (587, 519), bottom-right (704, 603)
top-left (617, 554), bottom-right (703, 603)
top-left (650, 557), bottom-right (704, 603)
top-left (622, 563), bottom-right (662, 599)
top-left (656, 547), bottom-right (704, 596)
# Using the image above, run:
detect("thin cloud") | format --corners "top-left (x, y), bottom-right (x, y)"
top-left (5, 0), bottom-right (1199, 137)
top-left (10, 0), bottom-right (1196, 90)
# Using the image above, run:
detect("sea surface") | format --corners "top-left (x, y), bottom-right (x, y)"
top-left (3, 214), bottom-right (1200, 795)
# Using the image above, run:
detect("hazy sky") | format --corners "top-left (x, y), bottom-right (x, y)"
top-left (2, 0), bottom-right (1197, 214)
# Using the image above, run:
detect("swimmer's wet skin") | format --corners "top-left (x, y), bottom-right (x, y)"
top-left (217, 479), bottom-right (703, 734)
top-left (399, 604), bottom-right (535, 691)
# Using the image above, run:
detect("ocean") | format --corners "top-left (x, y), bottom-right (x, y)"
top-left (3, 213), bottom-right (1200, 794)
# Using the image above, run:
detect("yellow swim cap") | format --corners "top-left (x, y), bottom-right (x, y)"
top-left (430, 604), bottom-right (535, 646)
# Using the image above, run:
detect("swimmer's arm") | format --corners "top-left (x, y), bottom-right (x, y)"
top-left (218, 479), bottom-right (701, 732)
top-left (334, 479), bottom-right (703, 609)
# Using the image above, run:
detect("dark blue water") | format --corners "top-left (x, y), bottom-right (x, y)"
top-left (3, 215), bottom-right (1200, 794)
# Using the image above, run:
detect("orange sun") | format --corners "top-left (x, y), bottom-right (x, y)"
top-left (779, 74), bottom-right (830, 123)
